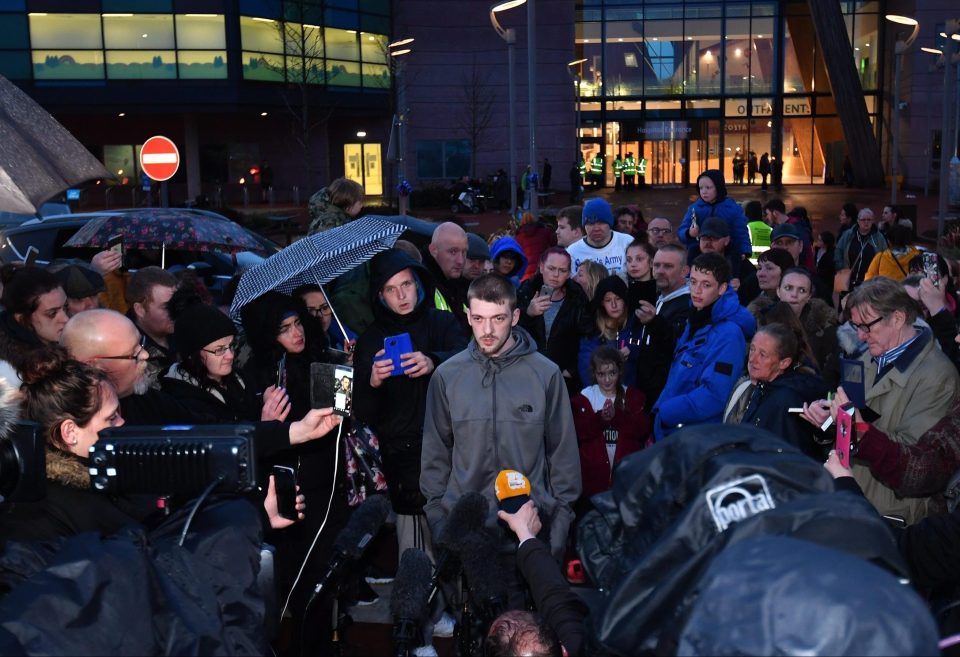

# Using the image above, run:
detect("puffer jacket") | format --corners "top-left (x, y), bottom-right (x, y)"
top-left (421, 327), bottom-right (582, 555)
top-left (677, 171), bottom-right (752, 256)
top-left (865, 246), bottom-right (920, 281)
top-left (653, 287), bottom-right (756, 439)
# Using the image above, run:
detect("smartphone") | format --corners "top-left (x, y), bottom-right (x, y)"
top-left (539, 285), bottom-right (555, 299)
top-left (272, 465), bottom-right (298, 520)
top-left (835, 403), bottom-right (854, 468)
top-left (107, 234), bottom-right (125, 269)
top-left (378, 332), bottom-right (414, 377)
top-left (332, 365), bottom-right (354, 416)
top-left (276, 353), bottom-right (287, 389)
top-left (23, 245), bottom-right (39, 267)
top-left (923, 251), bottom-right (940, 288)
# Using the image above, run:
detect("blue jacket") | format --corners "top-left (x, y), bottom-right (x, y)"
top-left (678, 197), bottom-right (752, 257)
top-left (653, 288), bottom-right (755, 440)
top-left (490, 236), bottom-right (529, 287)
top-left (577, 316), bottom-right (643, 388)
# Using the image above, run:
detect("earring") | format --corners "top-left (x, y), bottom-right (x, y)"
top-left (67, 439), bottom-right (78, 446)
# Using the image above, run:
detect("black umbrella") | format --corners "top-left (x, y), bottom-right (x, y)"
top-left (0, 74), bottom-right (110, 214)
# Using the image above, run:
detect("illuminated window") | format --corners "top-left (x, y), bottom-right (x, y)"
top-left (327, 59), bottom-right (361, 86)
top-left (106, 50), bottom-right (176, 79)
top-left (178, 51), bottom-right (227, 79)
top-left (29, 14), bottom-right (102, 48)
top-left (33, 49), bottom-right (104, 80)
top-left (242, 51), bottom-right (284, 81)
top-left (360, 32), bottom-right (386, 63)
top-left (325, 27), bottom-right (358, 60)
top-left (240, 17), bottom-right (283, 53)
top-left (103, 14), bottom-right (174, 49)
top-left (176, 14), bottom-right (226, 49)
top-left (362, 63), bottom-right (389, 89)
top-left (284, 22), bottom-right (324, 59)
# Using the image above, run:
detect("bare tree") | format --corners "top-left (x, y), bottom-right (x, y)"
top-left (456, 59), bottom-right (496, 179)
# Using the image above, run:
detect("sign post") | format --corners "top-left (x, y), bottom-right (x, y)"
top-left (139, 135), bottom-right (180, 208)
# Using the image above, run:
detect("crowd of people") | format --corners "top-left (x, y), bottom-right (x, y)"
top-left (2, 171), bottom-right (960, 656)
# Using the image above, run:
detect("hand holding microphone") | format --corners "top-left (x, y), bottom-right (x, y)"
top-left (494, 469), bottom-right (531, 514)
top-left (497, 500), bottom-right (542, 544)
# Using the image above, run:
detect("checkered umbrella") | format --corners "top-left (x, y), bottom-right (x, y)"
top-left (229, 215), bottom-right (405, 320)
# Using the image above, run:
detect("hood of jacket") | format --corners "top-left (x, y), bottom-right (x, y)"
top-left (468, 325), bottom-right (538, 386)
top-left (698, 169), bottom-right (728, 202)
top-left (309, 187), bottom-right (352, 224)
top-left (711, 287), bottom-right (756, 339)
top-left (489, 236), bottom-right (529, 279)
top-left (46, 447), bottom-right (90, 489)
top-left (368, 247), bottom-right (437, 331)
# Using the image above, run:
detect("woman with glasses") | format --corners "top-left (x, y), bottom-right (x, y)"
top-left (293, 283), bottom-right (357, 356)
top-left (0, 265), bottom-right (69, 379)
top-left (161, 301), bottom-right (290, 424)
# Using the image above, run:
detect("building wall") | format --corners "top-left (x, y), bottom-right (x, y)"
top-left (394, 0), bottom-right (576, 191)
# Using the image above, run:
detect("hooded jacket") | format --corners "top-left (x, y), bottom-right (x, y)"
top-left (353, 248), bottom-right (467, 514)
top-left (677, 170), bottom-right (752, 256)
top-left (653, 287), bottom-right (756, 439)
top-left (577, 276), bottom-right (642, 387)
top-left (489, 235), bottom-right (529, 287)
top-left (420, 327), bottom-right (582, 555)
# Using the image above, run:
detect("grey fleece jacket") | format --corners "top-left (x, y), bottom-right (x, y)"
top-left (420, 326), bottom-right (582, 555)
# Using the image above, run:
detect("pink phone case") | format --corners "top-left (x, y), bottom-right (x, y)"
top-left (835, 405), bottom-right (853, 468)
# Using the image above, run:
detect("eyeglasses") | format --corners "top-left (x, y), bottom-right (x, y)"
top-left (306, 304), bottom-right (332, 317)
top-left (851, 315), bottom-right (886, 333)
top-left (202, 340), bottom-right (240, 357)
top-left (98, 335), bottom-right (147, 361)
top-left (647, 227), bottom-right (672, 235)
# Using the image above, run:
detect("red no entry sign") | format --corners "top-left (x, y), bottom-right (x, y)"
top-left (139, 135), bottom-right (180, 182)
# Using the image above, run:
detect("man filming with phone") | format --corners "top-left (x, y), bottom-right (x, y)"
top-left (353, 248), bottom-right (467, 578)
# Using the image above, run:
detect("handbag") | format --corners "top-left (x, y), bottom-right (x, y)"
top-left (342, 422), bottom-right (388, 507)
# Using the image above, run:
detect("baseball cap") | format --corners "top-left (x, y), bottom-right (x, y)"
top-left (699, 217), bottom-right (730, 239)
top-left (771, 224), bottom-right (802, 242)
top-left (466, 232), bottom-right (490, 260)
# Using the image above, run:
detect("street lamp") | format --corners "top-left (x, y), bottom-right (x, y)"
top-left (885, 14), bottom-right (919, 206)
top-left (568, 58), bottom-right (587, 165)
top-left (388, 37), bottom-right (414, 215)
top-left (490, 0), bottom-right (526, 217)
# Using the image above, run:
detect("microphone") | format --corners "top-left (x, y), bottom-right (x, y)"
top-left (428, 492), bottom-right (489, 605)
top-left (311, 494), bottom-right (391, 599)
top-left (390, 548), bottom-right (433, 657)
top-left (494, 469), bottom-right (531, 514)
top-left (460, 529), bottom-right (507, 621)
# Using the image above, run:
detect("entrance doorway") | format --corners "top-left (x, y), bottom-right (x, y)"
top-left (643, 140), bottom-right (684, 186)
top-left (344, 143), bottom-right (382, 195)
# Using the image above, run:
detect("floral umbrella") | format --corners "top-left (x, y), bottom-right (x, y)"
top-left (63, 208), bottom-right (263, 254)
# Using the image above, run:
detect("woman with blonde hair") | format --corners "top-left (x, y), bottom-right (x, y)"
top-left (573, 260), bottom-right (609, 302)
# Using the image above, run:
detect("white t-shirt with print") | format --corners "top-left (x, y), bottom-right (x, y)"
top-left (567, 230), bottom-right (635, 276)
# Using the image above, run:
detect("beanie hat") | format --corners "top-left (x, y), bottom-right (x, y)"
top-left (175, 303), bottom-right (236, 358)
top-left (582, 198), bottom-right (614, 227)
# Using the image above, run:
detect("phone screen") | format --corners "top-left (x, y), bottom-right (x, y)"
top-left (272, 465), bottom-right (298, 520)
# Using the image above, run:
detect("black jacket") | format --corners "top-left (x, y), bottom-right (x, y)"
top-left (516, 538), bottom-right (588, 656)
top-left (422, 249), bottom-right (469, 330)
top-left (634, 289), bottom-right (690, 410)
top-left (517, 274), bottom-right (592, 393)
top-left (119, 387), bottom-right (196, 425)
top-left (0, 448), bottom-right (148, 543)
top-left (354, 249), bottom-right (467, 514)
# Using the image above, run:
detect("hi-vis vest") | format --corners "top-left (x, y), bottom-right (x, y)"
top-left (613, 158), bottom-right (623, 175)
top-left (590, 156), bottom-right (603, 174)
top-left (623, 157), bottom-right (636, 175)
top-left (434, 289), bottom-right (467, 315)
top-left (638, 158), bottom-right (648, 176)
top-left (578, 159), bottom-right (587, 176)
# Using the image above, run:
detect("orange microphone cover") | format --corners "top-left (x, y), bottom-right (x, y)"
top-left (495, 470), bottom-right (531, 513)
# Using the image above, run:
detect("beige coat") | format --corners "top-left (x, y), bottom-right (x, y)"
top-left (852, 328), bottom-right (960, 524)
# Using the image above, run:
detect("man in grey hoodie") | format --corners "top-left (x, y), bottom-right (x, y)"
top-left (420, 274), bottom-right (581, 564)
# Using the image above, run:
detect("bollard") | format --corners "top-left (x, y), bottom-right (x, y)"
top-left (293, 185), bottom-right (300, 206)
top-left (242, 186), bottom-right (249, 207)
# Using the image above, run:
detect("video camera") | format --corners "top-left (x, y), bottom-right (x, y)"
top-left (0, 422), bottom-right (46, 505)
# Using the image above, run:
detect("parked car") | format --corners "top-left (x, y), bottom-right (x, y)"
top-left (0, 210), bottom-right (281, 298)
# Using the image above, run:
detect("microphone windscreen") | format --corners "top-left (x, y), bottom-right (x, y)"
top-left (494, 470), bottom-right (530, 514)
top-left (437, 492), bottom-right (489, 551)
top-left (460, 529), bottom-right (507, 604)
top-left (390, 548), bottom-right (433, 622)
top-left (334, 494), bottom-right (391, 558)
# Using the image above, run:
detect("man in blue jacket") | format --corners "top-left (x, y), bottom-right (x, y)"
top-left (653, 252), bottom-right (755, 440)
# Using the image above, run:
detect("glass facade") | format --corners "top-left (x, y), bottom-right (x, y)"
top-left (0, 3), bottom-right (389, 90)
top-left (575, 0), bottom-right (883, 185)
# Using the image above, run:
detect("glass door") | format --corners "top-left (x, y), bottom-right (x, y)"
top-left (343, 143), bottom-right (383, 195)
